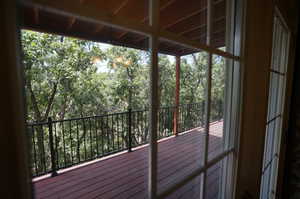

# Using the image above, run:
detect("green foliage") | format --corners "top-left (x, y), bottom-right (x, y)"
top-left (22, 30), bottom-right (106, 121)
top-left (22, 30), bottom-right (226, 176)
top-left (105, 46), bottom-right (150, 109)
top-left (22, 30), bottom-right (225, 122)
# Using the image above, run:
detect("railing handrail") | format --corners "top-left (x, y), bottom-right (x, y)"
top-left (27, 102), bottom-right (206, 126)
top-left (28, 100), bottom-right (223, 177)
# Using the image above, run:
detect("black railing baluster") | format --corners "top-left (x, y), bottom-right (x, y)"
top-left (141, 111), bottom-right (144, 143)
top-left (183, 106), bottom-right (186, 131)
top-left (158, 110), bottom-right (161, 139)
top-left (144, 111), bottom-right (146, 141)
top-left (163, 108), bottom-right (165, 137)
top-left (54, 123), bottom-right (58, 168)
top-left (169, 107), bottom-right (171, 136)
top-left (76, 120), bottom-right (80, 163)
top-left (182, 105), bottom-right (185, 131)
top-left (163, 108), bottom-right (166, 137)
top-left (39, 125), bottom-right (46, 174)
top-left (83, 119), bottom-right (87, 161)
top-left (161, 109), bottom-right (164, 138)
top-left (167, 108), bottom-right (169, 136)
top-left (166, 108), bottom-right (168, 136)
top-left (137, 112), bottom-right (139, 144)
top-left (122, 113), bottom-right (124, 149)
top-left (132, 111), bottom-right (135, 146)
top-left (89, 118), bottom-right (93, 158)
top-left (140, 111), bottom-right (143, 143)
top-left (219, 100), bottom-right (223, 120)
top-left (138, 111), bottom-right (141, 145)
top-left (201, 101), bottom-right (205, 127)
top-left (100, 118), bottom-right (104, 156)
top-left (177, 106), bottom-right (180, 133)
top-left (69, 120), bottom-right (73, 166)
top-left (161, 108), bottom-right (167, 138)
top-left (48, 117), bottom-right (57, 177)
top-left (111, 115), bottom-right (114, 151)
top-left (31, 126), bottom-right (38, 176)
top-left (27, 102), bottom-right (213, 177)
top-left (136, 111), bottom-right (139, 145)
top-left (106, 116), bottom-right (109, 153)
top-left (117, 114), bottom-right (120, 151)
top-left (61, 121), bottom-right (67, 167)
top-left (161, 108), bottom-right (164, 137)
top-left (128, 108), bottom-right (132, 152)
top-left (134, 111), bottom-right (136, 145)
top-left (95, 118), bottom-right (99, 157)
top-left (166, 108), bottom-right (169, 135)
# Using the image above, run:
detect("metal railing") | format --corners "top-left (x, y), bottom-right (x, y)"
top-left (27, 101), bottom-right (223, 177)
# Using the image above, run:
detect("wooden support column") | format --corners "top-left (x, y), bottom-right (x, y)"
top-left (174, 56), bottom-right (181, 136)
top-left (0, 0), bottom-right (32, 198)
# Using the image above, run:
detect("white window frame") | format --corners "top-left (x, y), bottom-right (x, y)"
top-left (260, 8), bottom-right (290, 199)
top-left (22, 0), bottom-right (245, 198)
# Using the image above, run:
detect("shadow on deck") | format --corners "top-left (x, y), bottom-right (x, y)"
top-left (33, 121), bottom-right (223, 199)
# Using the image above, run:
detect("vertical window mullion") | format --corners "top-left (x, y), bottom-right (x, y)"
top-left (148, 0), bottom-right (159, 198)
top-left (201, 52), bottom-right (212, 199)
top-left (201, 0), bottom-right (213, 198)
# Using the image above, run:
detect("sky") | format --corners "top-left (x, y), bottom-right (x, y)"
top-left (94, 42), bottom-right (177, 73)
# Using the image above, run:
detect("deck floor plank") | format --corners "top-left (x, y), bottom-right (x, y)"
top-left (34, 122), bottom-right (223, 199)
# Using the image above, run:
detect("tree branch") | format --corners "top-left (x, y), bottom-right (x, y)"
top-left (43, 82), bottom-right (58, 120)
top-left (27, 81), bottom-right (42, 121)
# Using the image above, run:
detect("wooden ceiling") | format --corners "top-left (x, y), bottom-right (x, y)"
top-left (21, 0), bottom-right (226, 56)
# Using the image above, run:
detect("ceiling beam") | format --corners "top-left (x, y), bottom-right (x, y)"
top-left (94, 0), bottom-right (130, 34)
top-left (131, 0), bottom-right (224, 44)
top-left (33, 6), bottom-right (39, 24)
top-left (180, 16), bottom-right (225, 36)
top-left (116, 0), bottom-right (178, 39)
top-left (160, 0), bottom-right (223, 30)
top-left (66, 17), bottom-right (76, 30)
top-left (159, 29), bottom-right (238, 60)
top-left (24, 0), bottom-right (154, 34)
top-left (65, 0), bottom-right (85, 31)
top-left (190, 29), bottom-right (225, 41)
top-left (133, 16), bottom-right (225, 44)
top-left (172, 29), bottom-right (225, 54)
top-left (24, 0), bottom-right (238, 60)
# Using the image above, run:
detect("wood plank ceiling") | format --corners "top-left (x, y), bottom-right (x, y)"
top-left (21, 0), bottom-right (226, 56)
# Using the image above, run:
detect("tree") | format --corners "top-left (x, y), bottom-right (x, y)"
top-left (22, 31), bottom-right (105, 172)
top-left (180, 53), bottom-right (208, 104)
top-left (22, 30), bottom-right (226, 175)
top-left (106, 46), bottom-right (149, 110)
top-left (22, 30), bottom-right (105, 122)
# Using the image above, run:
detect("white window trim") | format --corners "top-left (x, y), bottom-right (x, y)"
top-left (260, 7), bottom-right (291, 199)
top-left (22, 0), bottom-right (244, 198)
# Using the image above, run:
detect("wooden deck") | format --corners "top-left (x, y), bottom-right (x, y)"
top-left (33, 121), bottom-right (223, 199)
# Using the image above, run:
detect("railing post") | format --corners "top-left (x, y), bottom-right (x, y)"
top-left (201, 101), bottom-right (205, 126)
top-left (218, 100), bottom-right (222, 121)
top-left (128, 108), bottom-right (132, 152)
top-left (219, 100), bottom-right (222, 120)
top-left (48, 117), bottom-right (57, 177)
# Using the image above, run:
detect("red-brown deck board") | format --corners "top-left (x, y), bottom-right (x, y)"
top-left (34, 121), bottom-right (223, 199)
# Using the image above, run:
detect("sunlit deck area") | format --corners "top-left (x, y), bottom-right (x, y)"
top-left (33, 121), bottom-right (223, 199)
